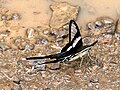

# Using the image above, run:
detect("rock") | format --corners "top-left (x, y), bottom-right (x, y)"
top-left (87, 21), bottom-right (103, 30)
top-left (103, 34), bottom-right (113, 38)
top-left (0, 43), bottom-right (10, 51)
top-left (28, 56), bottom-right (47, 71)
top-left (50, 27), bottom-right (68, 40)
top-left (35, 64), bottom-right (46, 71)
top-left (115, 33), bottom-right (120, 40)
top-left (41, 38), bottom-right (48, 44)
top-left (95, 20), bottom-right (103, 29)
top-left (86, 16), bottom-right (116, 36)
top-left (25, 43), bottom-right (34, 50)
top-left (87, 22), bottom-right (96, 30)
top-left (43, 30), bottom-right (49, 35)
top-left (35, 37), bottom-right (41, 45)
top-left (95, 84), bottom-right (100, 89)
top-left (88, 82), bottom-right (93, 87)
top-left (0, 30), bottom-right (10, 37)
top-left (12, 13), bottom-right (21, 20)
top-left (14, 37), bottom-right (27, 50)
top-left (0, 12), bottom-right (20, 21)
top-left (50, 63), bottom-right (61, 70)
top-left (87, 16), bottom-right (114, 30)
top-left (26, 28), bottom-right (35, 38)
top-left (1, 14), bottom-right (7, 21)
top-left (96, 16), bottom-right (114, 29)
top-left (50, 2), bottom-right (80, 28)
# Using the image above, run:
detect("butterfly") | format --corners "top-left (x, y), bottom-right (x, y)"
top-left (26, 20), bottom-right (98, 66)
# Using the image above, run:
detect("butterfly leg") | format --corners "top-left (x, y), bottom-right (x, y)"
top-left (63, 57), bottom-right (71, 64)
top-left (88, 51), bottom-right (93, 61)
top-left (79, 56), bottom-right (84, 68)
top-left (87, 51), bottom-right (94, 66)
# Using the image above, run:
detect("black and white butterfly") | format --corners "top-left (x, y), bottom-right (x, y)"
top-left (26, 20), bottom-right (98, 66)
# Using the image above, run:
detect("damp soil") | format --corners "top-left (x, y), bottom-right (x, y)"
top-left (0, 0), bottom-right (120, 90)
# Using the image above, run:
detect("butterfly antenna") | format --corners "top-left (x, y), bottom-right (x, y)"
top-left (90, 40), bottom-right (98, 46)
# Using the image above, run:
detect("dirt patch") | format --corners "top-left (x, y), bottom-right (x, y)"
top-left (0, 1), bottom-right (119, 90)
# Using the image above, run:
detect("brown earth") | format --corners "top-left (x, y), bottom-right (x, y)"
top-left (0, 1), bottom-right (119, 90)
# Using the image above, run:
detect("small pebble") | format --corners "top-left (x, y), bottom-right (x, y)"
top-left (87, 22), bottom-right (95, 30)
top-left (43, 30), bottom-right (49, 35)
top-left (103, 18), bottom-right (113, 24)
top-left (26, 28), bottom-right (35, 38)
top-left (18, 45), bottom-right (25, 50)
top-left (35, 37), bottom-right (41, 45)
top-left (50, 28), bottom-right (68, 39)
top-left (95, 84), bottom-right (99, 89)
top-left (50, 63), bottom-right (60, 70)
top-left (88, 82), bottom-right (93, 87)
top-left (95, 21), bottom-right (103, 30)
top-left (0, 30), bottom-right (10, 37)
top-left (103, 34), bottom-right (113, 38)
top-left (99, 17), bottom-right (114, 28)
top-left (37, 58), bottom-right (46, 64)
top-left (21, 58), bottom-right (26, 61)
top-left (14, 37), bottom-right (27, 50)
top-left (1, 15), bottom-right (7, 20)
top-left (12, 13), bottom-right (20, 20)
top-left (35, 64), bottom-right (46, 71)
top-left (25, 43), bottom-right (34, 50)
top-left (115, 33), bottom-right (120, 40)
top-left (41, 38), bottom-right (48, 44)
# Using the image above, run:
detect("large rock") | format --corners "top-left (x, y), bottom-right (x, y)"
top-left (50, 2), bottom-right (80, 28)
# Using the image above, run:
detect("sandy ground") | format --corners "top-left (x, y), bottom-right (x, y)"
top-left (0, 0), bottom-right (119, 90)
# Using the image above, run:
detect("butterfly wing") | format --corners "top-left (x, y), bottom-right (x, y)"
top-left (69, 20), bottom-right (81, 42)
top-left (26, 50), bottom-right (69, 65)
top-left (61, 20), bottom-right (83, 52)
top-left (26, 20), bottom-right (83, 62)
top-left (26, 49), bottom-right (68, 60)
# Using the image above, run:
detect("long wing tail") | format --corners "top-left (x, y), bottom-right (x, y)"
top-left (26, 54), bottom-right (54, 60)
top-left (26, 52), bottom-right (65, 60)
top-left (26, 55), bottom-right (64, 65)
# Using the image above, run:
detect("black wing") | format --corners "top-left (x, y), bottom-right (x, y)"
top-left (26, 51), bottom-right (66, 60)
top-left (26, 54), bottom-right (54, 60)
top-left (61, 20), bottom-right (83, 52)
